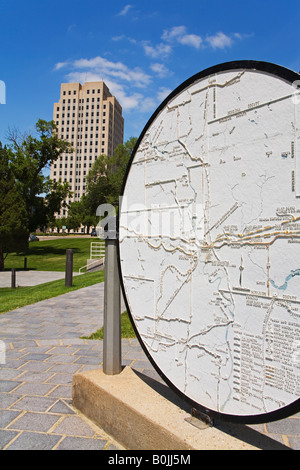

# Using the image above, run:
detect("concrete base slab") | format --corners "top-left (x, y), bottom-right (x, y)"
top-left (72, 367), bottom-right (262, 450)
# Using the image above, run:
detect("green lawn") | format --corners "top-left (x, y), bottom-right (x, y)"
top-left (82, 310), bottom-right (136, 340)
top-left (4, 238), bottom-right (103, 272)
top-left (0, 271), bottom-right (104, 314)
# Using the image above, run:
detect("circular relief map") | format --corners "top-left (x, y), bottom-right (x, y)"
top-left (118, 61), bottom-right (300, 423)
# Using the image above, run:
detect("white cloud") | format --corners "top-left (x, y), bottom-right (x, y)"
top-left (150, 63), bottom-right (169, 77)
top-left (65, 70), bottom-right (143, 111)
top-left (205, 32), bottom-right (233, 49)
top-left (162, 26), bottom-right (202, 49)
top-left (111, 34), bottom-right (126, 42)
top-left (178, 34), bottom-right (202, 49)
top-left (54, 62), bottom-right (68, 71)
top-left (54, 56), bottom-right (157, 112)
top-left (142, 41), bottom-right (172, 58)
top-left (117, 4), bottom-right (133, 16)
top-left (71, 56), bottom-right (151, 88)
top-left (162, 26), bottom-right (186, 42)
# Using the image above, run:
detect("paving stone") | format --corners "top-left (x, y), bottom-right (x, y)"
top-left (8, 412), bottom-right (60, 433)
top-left (45, 346), bottom-right (78, 355)
top-left (47, 399), bottom-right (75, 415)
top-left (107, 443), bottom-right (119, 450)
top-left (0, 380), bottom-right (21, 393)
top-left (266, 417), bottom-right (300, 435)
top-left (0, 369), bottom-right (24, 380)
top-left (21, 347), bottom-right (52, 353)
top-left (74, 348), bottom-right (100, 356)
top-left (1, 359), bottom-right (28, 369)
top-left (5, 431), bottom-right (61, 450)
top-left (74, 356), bottom-right (102, 365)
top-left (37, 340), bottom-right (61, 347)
top-left (0, 393), bottom-right (21, 409)
top-left (11, 382), bottom-right (56, 396)
top-left (47, 385), bottom-right (72, 399)
top-left (56, 435), bottom-right (107, 450)
top-left (288, 435), bottom-right (300, 450)
top-left (22, 353), bottom-right (52, 361)
top-left (47, 363), bottom-right (82, 374)
top-left (9, 342), bottom-right (39, 349)
top-left (15, 371), bottom-right (55, 383)
top-left (79, 364), bottom-right (102, 372)
top-left (3, 350), bottom-right (26, 359)
top-left (52, 415), bottom-right (95, 437)
top-left (11, 396), bottom-right (57, 412)
top-left (46, 355), bottom-right (76, 364)
top-left (45, 373), bottom-right (73, 385)
top-left (0, 429), bottom-right (19, 449)
top-left (0, 409), bottom-right (22, 428)
top-left (61, 338), bottom-right (89, 345)
top-left (18, 361), bottom-right (53, 372)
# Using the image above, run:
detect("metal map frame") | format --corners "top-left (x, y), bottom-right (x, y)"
top-left (117, 60), bottom-right (300, 424)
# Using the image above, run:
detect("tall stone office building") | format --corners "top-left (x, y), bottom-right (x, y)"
top-left (50, 81), bottom-right (124, 217)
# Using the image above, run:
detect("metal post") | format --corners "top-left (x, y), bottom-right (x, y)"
top-left (103, 216), bottom-right (121, 375)
top-left (24, 257), bottom-right (27, 270)
top-left (65, 249), bottom-right (73, 287)
top-left (11, 269), bottom-right (16, 289)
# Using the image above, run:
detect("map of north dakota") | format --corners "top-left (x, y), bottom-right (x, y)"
top-left (119, 64), bottom-right (300, 420)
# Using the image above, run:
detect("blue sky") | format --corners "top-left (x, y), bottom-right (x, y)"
top-left (0, 0), bottom-right (300, 145)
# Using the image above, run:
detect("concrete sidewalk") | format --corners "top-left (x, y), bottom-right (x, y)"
top-left (0, 282), bottom-right (300, 450)
top-left (0, 270), bottom-right (81, 288)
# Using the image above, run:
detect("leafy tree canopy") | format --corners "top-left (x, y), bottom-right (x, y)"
top-left (0, 144), bottom-right (28, 270)
top-left (85, 137), bottom-right (137, 216)
top-left (7, 119), bottom-right (72, 232)
top-left (0, 119), bottom-right (72, 269)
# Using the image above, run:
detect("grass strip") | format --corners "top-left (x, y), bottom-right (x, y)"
top-left (82, 310), bottom-right (136, 339)
top-left (0, 271), bottom-right (104, 314)
top-left (4, 238), bottom-right (102, 272)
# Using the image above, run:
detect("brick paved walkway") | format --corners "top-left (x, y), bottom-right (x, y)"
top-left (1, 282), bottom-right (300, 450)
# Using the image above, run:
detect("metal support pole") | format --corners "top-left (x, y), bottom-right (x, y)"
top-left (11, 269), bottom-right (16, 289)
top-left (103, 217), bottom-right (121, 375)
top-left (65, 249), bottom-right (73, 287)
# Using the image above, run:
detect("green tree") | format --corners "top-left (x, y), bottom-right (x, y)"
top-left (0, 144), bottom-right (28, 270)
top-left (67, 200), bottom-right (84, 232)
top-left (8, 119), bottom-right (71, 232)
top-left (84, 137), bottom-right (137, 215)
top-left (53, 216), bottom-right (67, 233)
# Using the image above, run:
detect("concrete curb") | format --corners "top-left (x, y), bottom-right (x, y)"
top-left (72, 366), bottom-right (259, 450)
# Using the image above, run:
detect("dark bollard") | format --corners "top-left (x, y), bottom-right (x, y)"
top-left (24, 257), bottom-right (27, 270)
top-left (11, 269), bottom-right (16, 289)
top-left (65, 249), bottom-right (73, 287)
top-left (103, 216), bottom-right (121, 375)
